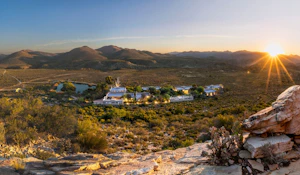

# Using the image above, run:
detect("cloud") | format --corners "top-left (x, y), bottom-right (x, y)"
top-left (37, 36), bottom-right (153, 47)
top-left (37, 34), bottom-right (233, 47)
top-left (175, 34), bottom-right (232, 38)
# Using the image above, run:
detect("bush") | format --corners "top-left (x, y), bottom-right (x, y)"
top-left (61, 82), bottom-right (76, 92)
top-left (261, 143), bottom-right (286, 165)
top-left (71, 143), bottom-right (81, 153)
top-left (0, 122), bottom-right (6, 144)
top-left (207, 126), bottom-right (242, 165)
top-left (197, 133), bottom-right (211, 143)
top-left (11, 159), bottom-right (25, 172)
top-left (77, 133), bottom-right (108, 152)
top-left (76, 119), bottom-right (108, 152)
top-left (33, 149), bottom-right (56, 160)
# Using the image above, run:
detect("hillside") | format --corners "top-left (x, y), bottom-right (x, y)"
top-left (0, 50), bottom-right (56, 69)
top-left (96, 45), bottom-right (122, 57)
top-left (0, 54), bottom-right (6, 59)
top-left (46, 46), bottom-right (107, 69)
top-left (1, 46), bottom-right (300, 70)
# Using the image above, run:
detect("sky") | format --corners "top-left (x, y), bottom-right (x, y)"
top-left (1, 0), bottom-right (300, 54)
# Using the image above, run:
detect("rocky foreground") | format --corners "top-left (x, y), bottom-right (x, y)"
top-left (5, 85), bottom-right (300, 175)
top-left (2, 140), bottom-right (300, 175)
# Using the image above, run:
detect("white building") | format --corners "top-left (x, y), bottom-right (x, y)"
top-left (204, 84), bottom-right (223, 96)
top-left (170, 95), bottom-right (194, 102)
top-left (204, 89), bottom-right (216, 96)
top-left (110, 87), bottom-right (127, 93)
top-left (174, 86), bottom-right (192, 94)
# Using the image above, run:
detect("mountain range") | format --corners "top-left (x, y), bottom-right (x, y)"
top-left (1, 45), bottom-right (300, 70)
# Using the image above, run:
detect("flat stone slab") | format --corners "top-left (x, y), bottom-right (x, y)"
top-left (248, 160), bottom-right (264, 172)
top-left (30, 170), bottom-right (55, 175)
top-left (187, 165), bottom-right (242, 175)
top-left (243, 135), bottom-right (293, 158)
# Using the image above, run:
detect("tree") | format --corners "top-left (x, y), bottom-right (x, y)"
top-left (135, 86), bottom-right (142, 92)
top-left (61, 82), bottom-right (76, 92)
top-left (197, 86), bottom-right (204, 93)
top-left (105, 76), bottom-right (114, 85)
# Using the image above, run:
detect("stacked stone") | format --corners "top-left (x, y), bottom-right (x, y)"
top-left (241, 85), bottom-right (300, 174)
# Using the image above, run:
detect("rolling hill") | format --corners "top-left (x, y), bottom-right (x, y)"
top-left (47, 46), bottom-right (107, 69)
top-left (0, 50), bottom-right (56, 69)
top-left (1, 45), bottom-right (300, 71)
top-left (0, 54), bottom-right (6, 59)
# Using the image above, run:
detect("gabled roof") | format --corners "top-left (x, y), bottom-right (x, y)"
top-left (110, 87), bottom-right (126, 92)
top-left (175, 86), bottom-right (192, 90)
top-left (204, 89), bottom-right (216, 93)
top-left (107, 92), bottom-right (126, 97)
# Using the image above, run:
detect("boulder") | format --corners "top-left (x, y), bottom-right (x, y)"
top-left (243, 85), bottom-right (300, 134)
top-left (239, 150), bottom-right (251, 159)
top-left (284, 150), bottom-right (300, 160)
top-left (243, 135), bottom-right (293, 158)
top-left (248, 159), bottom-right (264, 172)
top-left (268, 164), bottom-right (279, 171)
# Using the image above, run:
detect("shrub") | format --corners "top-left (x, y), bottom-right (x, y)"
top-left (197, 132), bottom-right (211, 143)
top-left (212, 114), bottom-right (235, 131)
top-left (33, 149), bottom-right (56, 160)
top-left (61, 82), bottom-right (76, 92)
top-left (261, 143), bottom-right (286, 165)
top-left (0, 122), bottom-right (6, 144)
top-left (77, 133), bottom-right (108, 152)
top-left (182, 139), bottom-right (194, 147)
top-left (71, 143), bottom-right (81, 153)
top-left (11, 159), bottom-right (25, 172)
top-left (76, 119), bottom-right (108, 152)
top-left (207, 126), bottom-right (242, 165)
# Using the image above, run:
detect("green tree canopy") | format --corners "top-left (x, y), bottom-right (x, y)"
top-left (61, 82), bottom-right (76, 92)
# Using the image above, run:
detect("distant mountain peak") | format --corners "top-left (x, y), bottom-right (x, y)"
top-left (97, 45), bottom-right (122, 56)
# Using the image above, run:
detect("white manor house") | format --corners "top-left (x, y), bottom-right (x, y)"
top-left (93, 84), bottom-right (223, 105)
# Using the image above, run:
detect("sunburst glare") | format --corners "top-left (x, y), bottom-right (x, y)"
top-left (264, 43), bottom-right (285, 57)
top-left (250, 43), bottom-right (294, 91)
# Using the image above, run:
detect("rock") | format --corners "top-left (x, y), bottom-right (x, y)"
top-left (0, 167), bottom-right (20, 175)
top-left (248, 159), bottom-right (264, 172)
top-left (246, 166), bottom-right (252, 174)
top-left (130, 167), bottom-right (152, 175)
top-left (243, 135), bottom-right (293, 158)
top-left (58, 172), bottom-right (92, 175)
top-left (77, 162), bottom-right (100, 171)
top-left (257, 159), bottom-right (262, 163)
top-left (23, 157), bottom-right (43, 163)
top-left (155, 155), bottom-right (162, 163)
top-left (284, 150), bottom-right (300, 160)
top-left (243, 85), bottom-right (300, 134)
top-left (268, 164), bottom-right (278, 171)
top-left (270, 168), bottom-right (290, 175)
top-left (153, 160), bottom-right (159, 171)
top-left (29, 170), bottom-right (55, 175)
top-left (229, 159), bottom-right (234, 165)
top-left (100, 160), bottom-right (114, 169)
top-left (187, 165), bottom-right (242, 175)
top-left (239, 150), bottom-right (251, 159)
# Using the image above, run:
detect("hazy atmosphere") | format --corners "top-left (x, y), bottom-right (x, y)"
top-left (1, 0), bottom-right (300, 54)
top-left (2, 1), bottom-right (300, 175)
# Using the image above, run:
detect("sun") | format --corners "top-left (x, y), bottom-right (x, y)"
top-left (264, 43), bottom-right (285, 57)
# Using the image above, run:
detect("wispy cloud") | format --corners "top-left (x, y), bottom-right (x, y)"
top-left (175, 34), bottom-right (232, 38)
top-left (37, 36), bottom-right (154, 47)
top-left (37, 34), bottom-right (233, 47)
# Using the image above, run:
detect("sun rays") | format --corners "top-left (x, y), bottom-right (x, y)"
top-left (249, 44), bottom-right (295, 92)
